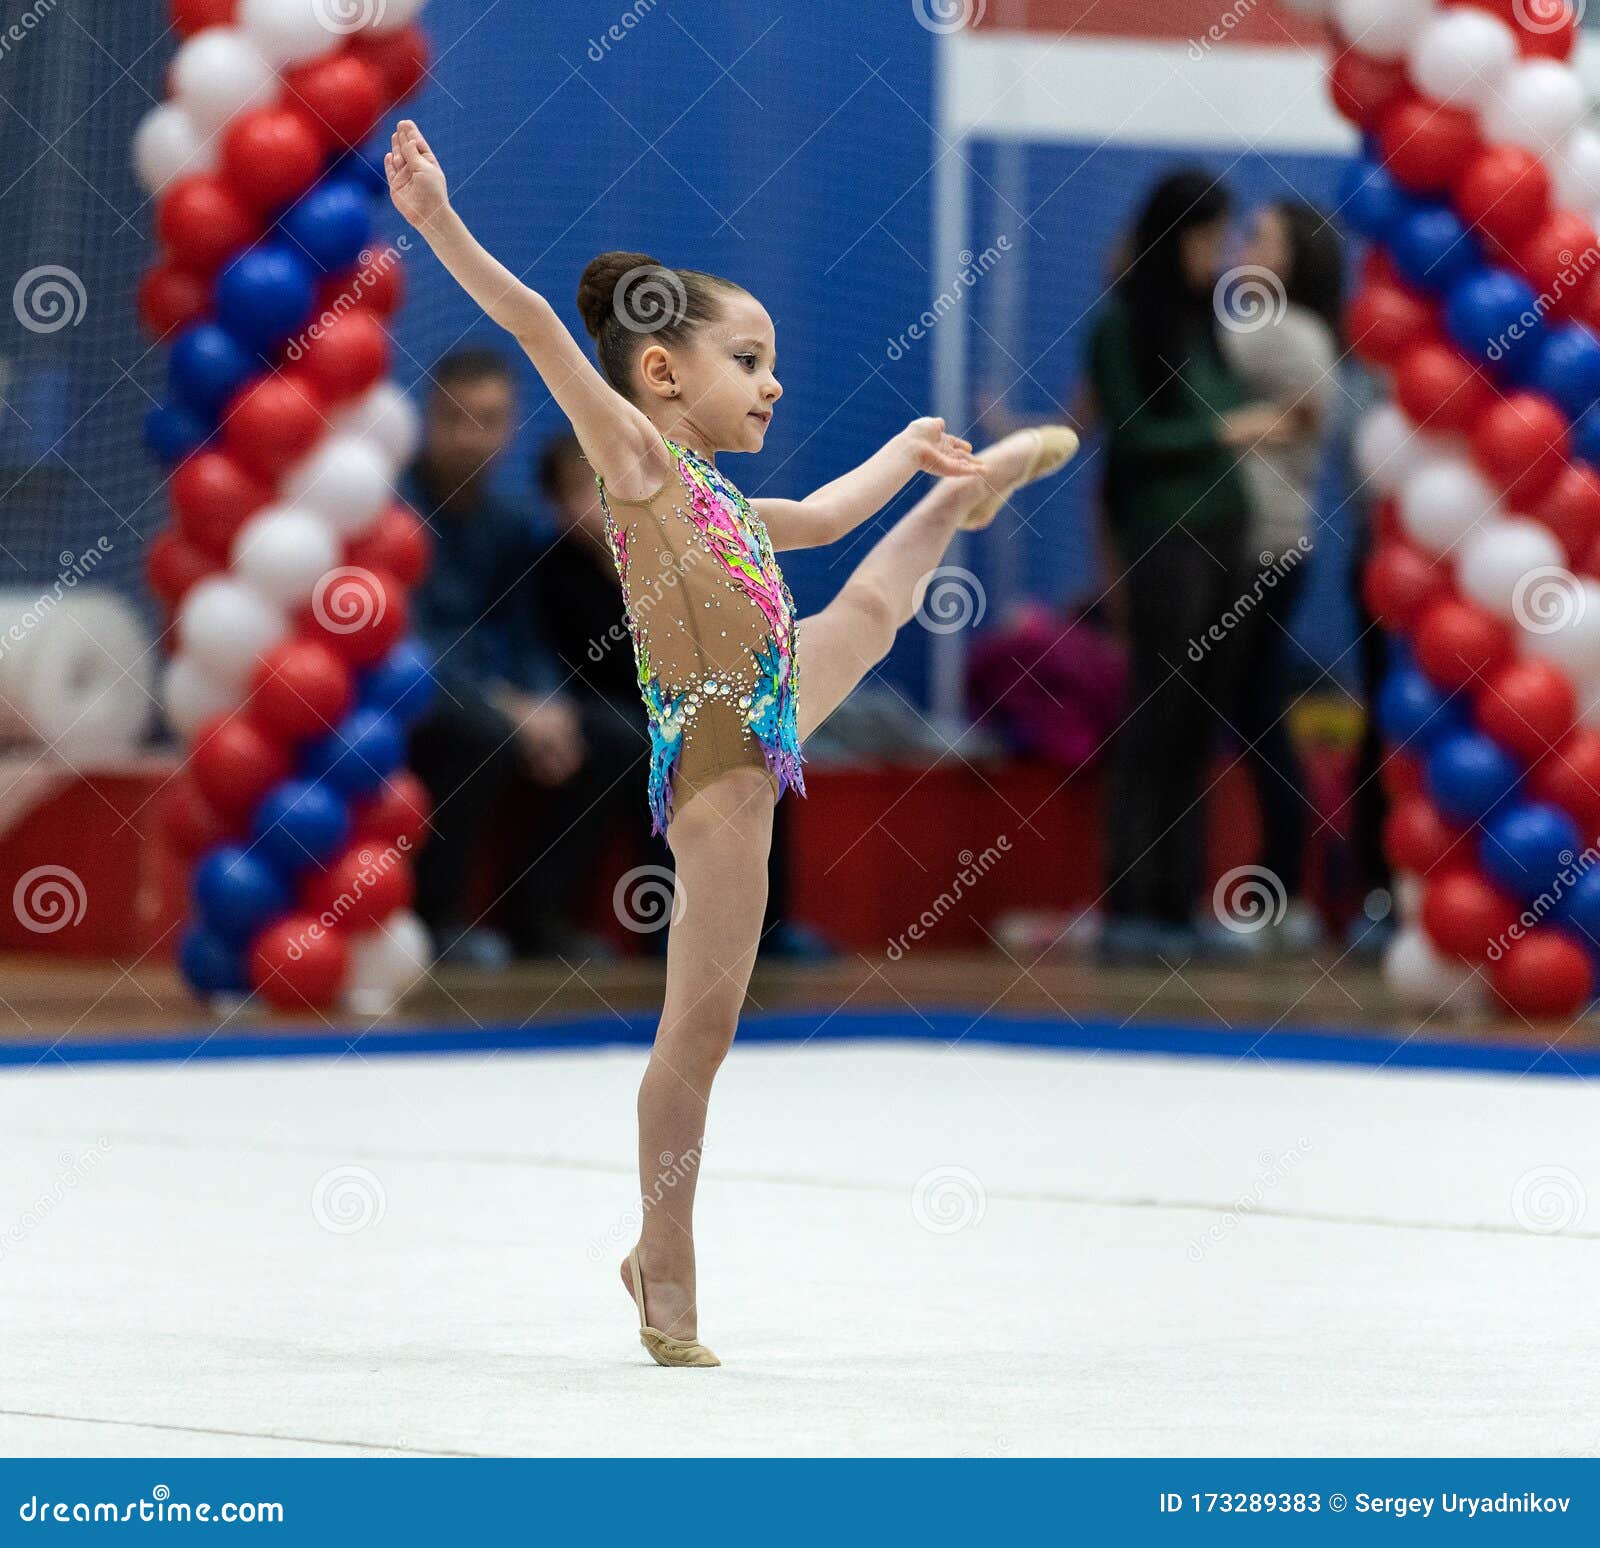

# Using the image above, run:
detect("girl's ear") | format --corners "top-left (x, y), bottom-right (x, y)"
top-left (637, 342), bottom-right (677, 401)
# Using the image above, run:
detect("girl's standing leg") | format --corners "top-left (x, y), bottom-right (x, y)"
top-left (622, 765), bottom-right (775, 1342)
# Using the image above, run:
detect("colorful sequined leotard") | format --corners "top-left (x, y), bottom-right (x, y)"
top-left (595, 435), bottom-right (805, 836)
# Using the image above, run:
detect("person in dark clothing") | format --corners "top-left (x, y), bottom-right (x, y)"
top-left (1087, 169), bottom-right (1294, 961)
top-left (403, 349), bottom-right (612, 966)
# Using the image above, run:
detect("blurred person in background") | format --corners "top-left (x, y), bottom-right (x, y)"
top-left (1217, 200), bottom-right (1344, 953)
top-left (1086, 168), bottom-right (1293, 963)
top-left (403, 349), bottom-right (610, 968)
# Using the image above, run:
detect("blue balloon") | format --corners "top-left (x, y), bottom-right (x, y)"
top-left (1389, 204), bottom-right (1480, 293)
top-left (1560, 864), bottom-right (1600, 948)
top-left (302, 707), bottom-right (403, 797)
top-left (1445, 268), bottom-right (1541, 372)
top-left (1376, 667), bottom-right (1465, 747)
top-left (178, 922), bottom-right (250, 996)
top-left (144, 400), bottom-right (209, 466)
top-left (359, 638), bottom-right (437, 726)
top-left (217, 242), bottom-right (316, 352)
top-left (1428, 730), bottom-right (1522, 824)
top-left (252, 778), bottom-right (351, 873)
top-left (278, 180), bottom-right (373, 274)
top-left (1480, 801), bottom-right (1582, 902)
top-left (169, 323), bottom-right (255, 418)
top-left (336, 142), bottom-right (388, 194)
top-left (193, 843), bottom-right (292, 944)
top-left (1572, 404), bottom-right (1600, 469)
top-left (1530, 323), bottom-right (1600, 422)
top-left (1339, 159), bottom-right (1410, 241)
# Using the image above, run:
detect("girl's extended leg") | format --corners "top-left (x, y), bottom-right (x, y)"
top-left (620, 765), bottom-right (775, 1342)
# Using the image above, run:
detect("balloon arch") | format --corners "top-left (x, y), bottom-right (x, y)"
top-left (1289, 0), bottom-right (1600, 1017)
top-left (136, 0), bottom-right (439, 1015)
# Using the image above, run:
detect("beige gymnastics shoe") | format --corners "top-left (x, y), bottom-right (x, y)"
top-left (961, 424), bottom-right (1081, 531)
top-left (628, 1245), bottom-right (720, 1368)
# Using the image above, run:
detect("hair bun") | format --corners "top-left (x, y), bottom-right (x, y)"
top-left (576, 250), bottom-right (661, 339)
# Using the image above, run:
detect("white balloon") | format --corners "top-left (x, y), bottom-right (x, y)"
top-left (1457, 519), bottom-right (1566, 618)
top-left (162, 653), bottom-right (240, 741)
top-left (1355, 403), bottom-right (1432, 496)
top-left (231, 506), bottom-right (342, 607)
top-left (371, 0), bottom-right (429, 33)
top-left (1384, 926), bottom-right (1484, 1012)
top-left (1394, 872), bottom-right (1424, 920)
top-left (1557, 127), bottom-right (1600, 213)
top-left (280, 436), bottom-right (392, 537)
top-left (340, 910), bottom-right (433, 1017)
top-left (1396, 453), bottom-right (1501, 552)
top-left (1482, 60), bottom-right (1587, 157)
top-left (1407, 8), bottom-right (1516, 109)
top-left (132, 103), bottom-right (216, 195)
top-left (1333, 0), bottom-right (1434, 59)
top-left (1520, 577), bottom-right (1600, 684)
top-left (334, 382), bottom-right (421, 470)
top-left (177, 575), bottom-right (287, 688)
top-left (238, 0), bottom-right (347, 65)
top-left (170, 28), bottom-right (277, 134)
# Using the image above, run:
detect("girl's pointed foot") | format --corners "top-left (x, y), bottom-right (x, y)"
top-left (960, 425), bottom-right (1080, 531)
top-left (622, 1245), bottom-right (719, 1368)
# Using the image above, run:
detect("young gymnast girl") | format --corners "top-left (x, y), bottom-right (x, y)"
top-left (385, 119), bottom-right (1077, 1366)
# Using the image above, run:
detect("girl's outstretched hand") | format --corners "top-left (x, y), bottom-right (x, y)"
top-left (900, 416), bottom-right (984, 478)
top-left (385, 118), bottom-right (450, 231)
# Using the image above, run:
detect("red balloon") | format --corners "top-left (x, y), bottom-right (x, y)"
top-left (348, 26), bottom-right (432, 103)
top-left (170, 449), bottom-right (272, 557)
top-left (301, 840), bottom-right (415, 927)
top-left (1530, 464), bottom-right (1600, 568)
top-left (1422, 870), bottom-right (1519, 962)
top-left (157, 175), bottom-right (259, 275)
top-left (282, 52), bottom-right (384, 148)
top-left (1364, 538), bottom-right (1450, 631)
top-left (190, 714), bottom-right (294, 821)
top-left (1385, 793), bottom-right (1469, 876)
top-left (173, 0), bottom-right (235, 37)
top-left (138, 262), bottom-right (210, 338)
top-left (250, 913), bottom-right (350, 1012)
top-left (1470, 391), bottom-right (1570, 504)
top-left (351, 770), bottom-right (431, 852)
top-left (1454, 145), bottom-right (1552, 250)
top-left (1381, 750), bottom-right (1424, 800)
top-left (1415, 596), bottom-right (1514, 689)
top-left (222, 373), bottom-right (327, 479)
top-left (345, 504), bottom-right (431, 589)
top-left (1529, 726), bottom-right (1600, 839)
top-left (155, 771), bottom-right (237, 857)
top-left (247, 639), bottom-right (354, 740)
top-left (297, 565), bottom-right (408, 667)
top-left (1329, 47), bottom-right (1409, 130)
top-left (146, 530), bottom-right (223, 612)
top-left (1372, 496), bottom-right (1402, 546)
top-left (1345, 279), bottom-right (1434, 368)
top-left (1514, 212), bottom-right (1599, 321)
top-left (1476, 658), bottom-right (1576, 761)
top-left (221, 105), bottom-right (328, 213)
top-left (1491, 929), bottom-right (1592, 1018)
top-left (319, 250), bottom-right (406, 319)
top-left (297, 310), bottom-right (390, 404)
top-left (1394, 340), bottom-right (1493, 432)
top-left (1378, 96), bottom-right (1480, 194)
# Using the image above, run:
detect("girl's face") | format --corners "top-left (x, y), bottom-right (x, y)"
top-left (1179, 215), bottom-right (1230, 293)
top-left (1244, 206), bottom-right (1292, 285)
top-left (666, 290), bottom-right (783, 454)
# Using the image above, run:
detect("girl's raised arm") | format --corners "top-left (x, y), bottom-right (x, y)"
top-left (385, 120), bottom-right (670, 501)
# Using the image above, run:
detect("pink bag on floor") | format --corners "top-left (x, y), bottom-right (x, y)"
top-left (966, 602), bottom-right (1127, 772)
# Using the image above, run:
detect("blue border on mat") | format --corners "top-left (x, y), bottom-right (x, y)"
top-left (0, 1009), bottom-right (1594, 1078)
